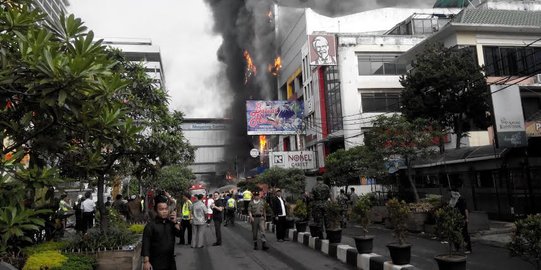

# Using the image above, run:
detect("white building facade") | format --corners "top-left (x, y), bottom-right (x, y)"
top-left (181, 119), bottom-right (231, 185)
top-left (103, 38), bottom-right (166, 89)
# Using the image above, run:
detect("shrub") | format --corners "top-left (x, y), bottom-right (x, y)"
top-left (386, 198), bottom-right (411, 245)
top-left (351, 194), bottom-right (372, 236)
top-left (128, 224), bottom-right (145, 234)
top-left (23, 241), bottom-right (68, 256)
top-left (292, 200), bottom-right (309, 221)
top-left (65, 227), bottom-right (138, 251)
top-left (23, 250), bottom-right (67, 270)
top-left (434, 206), bottom-right (464, 255)
top-left (51, 254), bottom-right (96, 270)
top-left (508, 214), bottom-right (541, 270)
top-left (324, 201), bottom-right (342, 230)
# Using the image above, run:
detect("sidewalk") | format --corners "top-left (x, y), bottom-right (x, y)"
top-left (340, 221), bottom-right (533, 270)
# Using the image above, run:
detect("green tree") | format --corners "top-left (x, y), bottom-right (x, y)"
top-left (324, 145), bottom-right (384, 188)
top-left (256, 167), bottom-right (305, 196)
top-left (365, 115), bottom-right (439, 202)
top-left (400, 43), bottom-right (490, 150)
top-left (143, 165), bottom-right (194, 198)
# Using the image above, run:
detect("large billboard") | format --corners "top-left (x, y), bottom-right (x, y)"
top-left (269, 151), bottom-right (316, 170)
top-left (246, 100), bottom-right (304, 135)
top-left (308, 34), bottom-right (337, 66)
top-left (490, 85), bottom-right (527, 148)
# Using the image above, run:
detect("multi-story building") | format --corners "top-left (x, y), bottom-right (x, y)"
top-left (396, 0), bottom-right (541, 219)
top-left (275, 6), bottom-right (461, 175)
top-left (102, 38), bottom-right (166, 89)
top-left (32, 0), bottom-right (69, 21)
top-left (181, 119), bottom-right (231, 187)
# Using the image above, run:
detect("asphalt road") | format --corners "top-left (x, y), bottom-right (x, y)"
top-left (175, 221), bottom-right (355, 270)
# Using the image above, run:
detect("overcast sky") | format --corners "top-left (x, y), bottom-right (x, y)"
top-left (68, 0), bottom-right (230, 118)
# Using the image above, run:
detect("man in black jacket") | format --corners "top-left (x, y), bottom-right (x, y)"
top-left (142, 194), bottom-right (181, 270)
top-left (272, 189), bottom-right (289, 241)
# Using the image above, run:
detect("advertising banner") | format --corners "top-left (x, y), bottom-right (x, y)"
top-left (246, 100), bottom-right (304, 135)
top-left (526, 121), bottom-right (541, 137)
top-left (269, 151), bottom-right (316, 170)
top-left (490, 85), bottom-right (527, 148)
top-left (308, 34), bottom-right (337, 66)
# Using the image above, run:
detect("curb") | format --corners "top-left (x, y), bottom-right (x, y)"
top-left (239, 214), bottom-right (415, 270)
top-left (287, 228), bottom-right (415, 270)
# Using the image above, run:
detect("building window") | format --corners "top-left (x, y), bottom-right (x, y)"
top-left (360, 90), bottom-right (401, 113)
top-left (357, 53), bottom-right (406, 75)
top-left (483, 46), bottom-right (541, 76)
top-left (324, 66), bottom-right (343, 134)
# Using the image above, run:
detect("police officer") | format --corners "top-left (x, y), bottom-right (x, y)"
top-left (224, 194), bottom-right (236, 227)
top-left (248, 191), bottom-right (269, 250)
top-left (178, 192), bottom-right (192, 245)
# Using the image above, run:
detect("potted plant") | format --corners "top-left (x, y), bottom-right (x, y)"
top-left (386, 198), bottom-right (412, 265)
top-left (324, 200), bottom-right (342, 244)
top-left (508, 214), bottom-right (541, 270)
top-left (293, 199), bottom-right (309, 232)
top-left (351, 194), bottom-right (374, 253)
top-left (433, 206), bottom-right (467, 270)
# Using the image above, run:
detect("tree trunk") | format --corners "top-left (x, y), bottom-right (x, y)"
top-left (97, 174), bottom-right (108, 231)
top-left (406, 158), bottom-right (420, 202)
top-left (455, 119), bottom-right (464, 149)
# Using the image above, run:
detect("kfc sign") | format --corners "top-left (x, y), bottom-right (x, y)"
top-left (270, 151), bottom-right (316, 170)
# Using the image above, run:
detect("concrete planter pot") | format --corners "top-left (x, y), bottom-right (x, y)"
top-left (95, 241), bottom-right (142, 270)
top-left (326, 229), bottom-right (342, 244)
top-left (434, 254), bottom-right (467, 270)
top-left (295, 221), bottom-right (308, 232)
top-left (387, 243), bottom-right (411, 265)
top-left (353, 235), bottom-right (374, 254)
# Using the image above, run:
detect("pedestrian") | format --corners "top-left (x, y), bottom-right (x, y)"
top-left (112, 194), bottom-right (129, 221)
top-left (190, 194), bottom-right (208, 248)
top-left (141, 194), bottom-right (181, 270)
top-left (127, 195), bottom-right (142, 222)
top-left (74, 195), bottom-right (83, 233)
top-left (178, 192), bottom-right (192, 245)
top-left (210, 191), bottom-right (225, 246)
top-left (272, 189), bottom-right (289, 241)
top-left (206, 194), bottom-right (214, 226)
top-left (105, 196), bottom-right (112, 208)
top-left (80, 191), bottom-right (95, 234)
top-left (224, 193), bottom-right (236, 227)
top-left (57, 193), bottom-right (72, 228)
top-left (311, 177), bottom-right (330, 239)
top-left (243, 189), bottom-right (252, 215)
top-left (337, 189), bottom-right (349, 228)
top-left (248, 191), bottom-right (269, 250)
top-left (349, 187), bottom-right (359, 205)
top-left (449, 188), bottom-right (472, 254)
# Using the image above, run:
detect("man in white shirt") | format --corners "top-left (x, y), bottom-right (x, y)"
top-left (80, 191), bottom-right (96, 233)
top-left (271, 189), bottom-right (289, 241)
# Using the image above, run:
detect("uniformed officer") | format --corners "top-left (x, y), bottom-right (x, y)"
top-left (248, 191), bottom-right (269, 250)
top-left (310, 177), bottom-right (330, 238)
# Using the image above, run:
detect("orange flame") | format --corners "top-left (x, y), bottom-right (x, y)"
top-left (259, 135), bottom-right (267, 153)
top-left (268, 56), bottom-right (282, 76)
top-left (243, 50), bottom-right (257, 85)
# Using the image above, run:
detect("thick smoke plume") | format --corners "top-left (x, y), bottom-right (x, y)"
top-left (203, 0), bottom-right (436, 175)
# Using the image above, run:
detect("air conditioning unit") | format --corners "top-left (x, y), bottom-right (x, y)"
top-left (534, 74), bottom-right (541, 84)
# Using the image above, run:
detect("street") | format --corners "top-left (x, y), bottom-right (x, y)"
top-left (175, 221), bottom-right (355, 270)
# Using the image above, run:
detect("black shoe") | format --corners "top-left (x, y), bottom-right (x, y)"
top-left (212, 242), bottom-right (221, 246)
top-left (262, 242), bottom-right (269, 250)
top-left (254, 243), bottom-right (258, 250)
